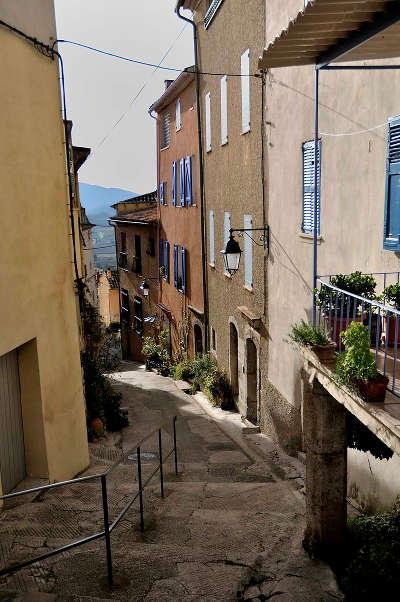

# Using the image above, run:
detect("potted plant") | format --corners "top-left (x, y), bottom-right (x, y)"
top-left (289, 320), bottom-right (336, 363)
top-left (382, 283), bottom-right (400, 346)
top-left (335, 322), bottom-right (388, 403)
top-left (316, 271), bottom-right (377, 347)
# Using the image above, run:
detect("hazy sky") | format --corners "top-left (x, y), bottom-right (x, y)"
top-left (54, 0), bottom-right (194, 194)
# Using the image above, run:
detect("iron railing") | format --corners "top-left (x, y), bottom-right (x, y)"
top-left (316, 277), bottom-right (400, 395)
top-left (0, 416), bottom-right (179, 588)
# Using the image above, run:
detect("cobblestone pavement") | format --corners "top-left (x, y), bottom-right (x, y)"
top-left (0, 363), bottom-right (343, 601)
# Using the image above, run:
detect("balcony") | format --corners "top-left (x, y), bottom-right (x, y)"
top-left (315, 271), bottom-right (400, 396)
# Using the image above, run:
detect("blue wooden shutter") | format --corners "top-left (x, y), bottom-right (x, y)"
top-left (384, 116), bottom-right (400, 250)
top-left (185, 156), bottom-right (193, 205)
top-left (173, 244), bottom-right (178, 287)
top-left (165, 241), bottom-right (170, 281)
top-left (159, 182), bottom-right (164, 205)
top-left (302, 140), bottom-right (321, 235)
top-left (180, 158), bottom-right (185, 206)
top-left (172, 162), bottom-right (177, 206)
top-left (181, 247), bottom-right (186, 293)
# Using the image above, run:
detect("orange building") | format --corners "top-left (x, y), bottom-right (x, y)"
top-left (150, 70), bottom-right (205, 359)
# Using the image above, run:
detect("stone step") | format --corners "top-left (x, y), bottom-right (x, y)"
top-left (240, 417), bottom-right (260, 434)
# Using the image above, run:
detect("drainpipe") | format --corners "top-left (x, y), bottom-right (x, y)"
top-left (175, 1), bottom-right (209, 352)
top-left (312, 67), bottom-right (320, 326)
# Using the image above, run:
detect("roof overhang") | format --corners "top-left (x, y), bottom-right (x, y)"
top-left (108, 218), bottom-right (155, 226)
top-left (175, 0), bottom-right (198, 12)
top-left (260, 0), bottom-right (400, 70)
top-left (73, 146), bottom-right (91, 171)
top-left (149, 68), bottom-right (195, 114)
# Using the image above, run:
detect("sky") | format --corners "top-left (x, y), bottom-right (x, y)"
top-left (54, 0), bottom-right (194, 194)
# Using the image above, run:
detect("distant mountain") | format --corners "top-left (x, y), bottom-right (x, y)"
top-left (79, 183), bottom-right (137, 270)
top-left (79, 183), bottom-right (136, 226)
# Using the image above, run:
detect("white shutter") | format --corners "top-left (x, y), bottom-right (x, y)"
top-left (302, 140), bottom-right (321, 235)
top-left (241, 49), bottom-right (250, 134)
top-left (209, 210), bottom-right (215, 265)
top-left (205, 92), bottom-right (212, 152)
top-left (244, 214), bottom-right (253, 289)
top-left (176, 98), bottom-right (181, 131)
top-left (220, 75), bottom-right (228, 145)
top-left (223, 211), bottom-right (231, 247)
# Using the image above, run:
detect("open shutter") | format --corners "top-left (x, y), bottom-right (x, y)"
top-left (209, 210), bottom-right (215, 265)
top-left (172, 161), bottom-right (177, 206)
top-left (384, 116), bottom-right (400, 250)
top-left (241, 49), bottom-right (250, 134)
top-left (164, 241), bottom-right (170, 282)
top-left (205, 92), bottom-right (211, 152)
top-left (185, 156), bottom-right (193, 205)
top-left (223, 211), bottom-right (231, 248)
top-left (180, 158), bottom-right (185, 206)
top-left (176, 98), bottom-right (181, 131)
top-left (173, 244), bottom-right (178, 288)
top-left (302, 140), bottom-right (321, 235)
top-left (244, 214), bottom-right (253, 288)
top-left (220, 75), bottom-right (228, 145)
top-left (181, 247), bottom-right (187, 293)
top-left (159, 182), bottom-right (165, 205)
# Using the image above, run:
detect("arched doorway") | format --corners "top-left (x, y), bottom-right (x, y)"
top-left (230, 323), bottom-right (239, 400)
top-left (194, 323), bottom-right (203, 355)
top-left (246, 339), bottom-right (258, 424)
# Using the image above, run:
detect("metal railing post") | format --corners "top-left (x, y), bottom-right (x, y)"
top-left (136, 447), bottom-right (145, 532)
top-left (158, 429), bottom-right (164, 498)
top-left (100, 475), bottom-right (113, 587)
top-left (173, 416), bottom-right (178, 476)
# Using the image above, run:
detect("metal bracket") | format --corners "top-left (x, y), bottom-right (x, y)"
top-left (230, 226), bottom-right (270, 250)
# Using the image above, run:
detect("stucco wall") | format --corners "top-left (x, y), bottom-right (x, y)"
top-left (0, 0), bottom-right (57, 43)
top-left (0, 15), bottom-right (89, 488)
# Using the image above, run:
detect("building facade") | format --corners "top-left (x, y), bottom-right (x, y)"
top-left (150, 72), bottom-right (205, 359)
top-left (177, 0), bottom-right (267, 426)
top-left (110, 192), bottom-right (159, 362)
top-left (0, 1), bottom-right (89, 495)
top-left (98, 271), bottom-right (120, 327)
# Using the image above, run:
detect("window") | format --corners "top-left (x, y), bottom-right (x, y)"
top-left (185, 156), bottom-right (193, 205)
top-left (173, 244), bottom-right (187, 293)
top-left (160, 112), bottom-right (170, 149)
top-left (205, 92), bottom-right (211, 152)
top-left (209, 210), bottom-right (215, 265)
top-left (302, 140), bottom-right (321, 235)
top-left (244, 214), bottom-right (253, 289)
top-left (220, 75), bottom-right (228, 145)
top-left (133, 235), bottom-right (142, 274)
top-left (160, 239), bottom-right (170, 280)
top-left (134, 297), bottom-right (143, 336)
top-left (121, 289), bottom-right (130, 322)
top-left (179, 158), bottom-right (185, 206)
top-left (147, 237), bottom-right (155, 257)
top-left (159, 181), bottom-right (166, 205)
top-left (119, 231), bottom-right (127, 268)
top-left (211, 327), bottom-right (216, 351)
top-left (241, 49), bottom-right (250, 134)
top-left (176, 98), bottom-right (181, 131)
top-left (204, 0), bottom-right (224, 29)
top-left (172, 161), bottom-right (177, 206)
top-left (384, 116), bottom-right (400, 250)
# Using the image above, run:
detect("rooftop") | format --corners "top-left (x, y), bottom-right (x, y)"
top-left (111, 190), bottom-right (157, 209)
top-left (149, 68), bottom-right (195, 114)
top-left (109, 205), bottom-right (158, 226)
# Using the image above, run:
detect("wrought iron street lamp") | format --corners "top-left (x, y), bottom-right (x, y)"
top-left (221, 226), bottom-right (269, 277)
top-left (139, 280), bottom-right (150, 297)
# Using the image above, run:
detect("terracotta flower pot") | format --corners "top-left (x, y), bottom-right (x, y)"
top-left (353, 374), bottom-right (389, 403)
top-left (310, 342), bottom-right (336, 365)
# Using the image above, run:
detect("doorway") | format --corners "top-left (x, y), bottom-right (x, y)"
top-left (194, 324), bottom-right (203, 355)
top-left (246, 339), bottom-right (258, 424)
top-left (230, 323), bottom-right (239, 400)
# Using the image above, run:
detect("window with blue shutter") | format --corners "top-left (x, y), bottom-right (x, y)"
top-left (179, 158), bottom-right (185, 206)
top-left (172, 161), bottom-right (177, 206)
top-left (164, 241), bottom-right (170, 281)
top-left (302, 140), bottom-right (321, 235)
top-left (159, 181), bottom-right (165, 205)
top-left (384, 116), bottom-right (400, 251)
top-left (173, 244), bottom-right (178, 287)
top-left (185, 156), bottom-right (193, 205)
top-left (181, 247), bottom-right (187, 293)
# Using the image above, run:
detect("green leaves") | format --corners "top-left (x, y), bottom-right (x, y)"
top-left (335, 322), bottom-right (378, 383)
top-left (288, 319), bottom-right (330, 347)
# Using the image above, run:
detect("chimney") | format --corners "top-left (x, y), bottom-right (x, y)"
top-left (164, 79), bottom-right (174, 91)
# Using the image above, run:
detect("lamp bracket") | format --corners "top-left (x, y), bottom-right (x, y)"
top-left (230, 226), bottom-right (270, 249)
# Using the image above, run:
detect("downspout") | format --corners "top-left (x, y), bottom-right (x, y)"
top-left (312, 67), bottom-right (320, 326)
top-left (175, 1), bottom-right (209, 352)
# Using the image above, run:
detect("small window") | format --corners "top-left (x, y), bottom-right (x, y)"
top-left (211, 327), bottom-right (216, 351)
top-left (176, 98), bottom-right (181, 131)
top-left (133, 235), bottom-right (142, 274)
top-left (384, 116), bottom-right (400, 251)
top-left (205, 92), bottom-right (211, 152)
top-left (134, 297), bottom-right (143, 336)
top-left (159, 181), bottom-right (166, 205)
top-left (119, 232), bottom-right (127, 269)
top-left (160, 112), bottom-right (170, 149)
top-left (302, 140), bottom-right (321, 235)
top-left (121, 289), bottom-right (130, 322)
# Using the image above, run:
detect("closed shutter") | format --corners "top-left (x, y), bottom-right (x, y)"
top-left (159, 182), bottom-right (165, 205)
top-left (221, 75), bottom-right (228, 145)
top-left (223, 211), bottom-right (231, 248)
top-left (241, 49), bottom-right (250, 134)
top-left (185, 156), bottom-right (193, 205)
top-left (134, 297), bottom-right (143, 336)
top-left (302, 140), bottom-right (321, 235)
top-left (176, 98), bottom-right (181, 131)
top-left (160, 112), bottom-right (170, 149)
top-left (173, 244), bottom-right (178, 287)
top-left (205, 92), bottom-right (211, 152)
top-left (0, 351), bottom-right (26, 494)
top-left (181, 247), bottom-right (187, 293)
top-left (172, 161), bottom-right (177, 206)
top-left (244, 214), bottom-right (253, 288)
top-left (165, 241), bottom-right (170, 282)
top-left (209, 210), bottom-right (215, 265)
top-left (384, 116), bottom-right (400, 250)
top-left (180, 158), bottom-right (185, 206)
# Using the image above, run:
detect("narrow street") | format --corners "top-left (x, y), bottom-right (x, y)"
top-left (0, 363), bottom-right (342, 601)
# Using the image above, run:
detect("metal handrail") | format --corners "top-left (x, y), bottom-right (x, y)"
top-left (0, 415), bottom-right (179, 588)
top-left (316, 279), bottom-right (400, 317)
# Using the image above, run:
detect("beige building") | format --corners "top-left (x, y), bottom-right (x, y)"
top-left (98, 271), bottom-right (120, 327)
top-left (177, 0), bottom-right (267, 426)
top-left (0, 1), bottom-right (89, 495)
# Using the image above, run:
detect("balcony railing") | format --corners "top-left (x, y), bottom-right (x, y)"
top-left (315, 272), bottom-right (400, 397)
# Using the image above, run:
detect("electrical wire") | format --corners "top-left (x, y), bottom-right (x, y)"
top-left (320, 122), bottom-right (387, 137)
